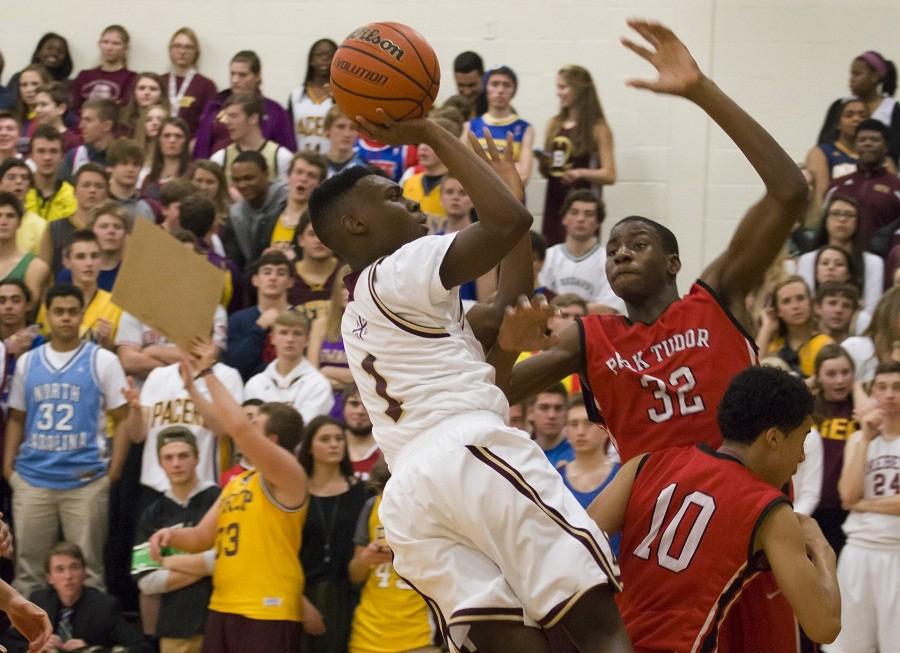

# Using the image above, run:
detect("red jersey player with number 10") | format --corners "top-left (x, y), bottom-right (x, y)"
top-left (588, 367), bottom-right (841, 652)
top-left (504, 20), bottom-right (811, 653)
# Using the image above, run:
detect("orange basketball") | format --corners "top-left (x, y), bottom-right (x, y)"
top-left (330, 22), bottom-right (440, 124)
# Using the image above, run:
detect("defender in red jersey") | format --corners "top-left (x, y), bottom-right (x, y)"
top-left (501, 21), bottom-right (809, 653)
top-left (588, 367), bottom-right (840, 653)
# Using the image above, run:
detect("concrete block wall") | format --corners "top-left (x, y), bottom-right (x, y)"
top-left (4, 0), bottom-right (898, 281)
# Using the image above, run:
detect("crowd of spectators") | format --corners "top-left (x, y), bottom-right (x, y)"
top-left (0, 21), bottom-right (895, 653)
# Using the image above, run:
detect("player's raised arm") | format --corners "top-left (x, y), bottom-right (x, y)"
top-left (755, 505), bottom-right (841, 644)
top-left (182, 339), bottom-right (307, 508)
top-left (622, 20), bottom-right (807, 319)
top-left (356, 112), bottom-right (533, 289)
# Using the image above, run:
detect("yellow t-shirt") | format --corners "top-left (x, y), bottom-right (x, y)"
top-left (767, 333), bottom-right (833, 377)
top-left (209, 470), bottom-right (307, 622)
top-left (349, 496), bottom-right (434, 653)
top-left (25, 183), bottom-right (77, 222)
top-left (402, 172), bottom-right (446, 219)
top-left (270, 218), bottom-right (296, 249)
top-left (37, 288), bottom-right (123, 343)
top-left (16, 211), bottom-right (47, 255)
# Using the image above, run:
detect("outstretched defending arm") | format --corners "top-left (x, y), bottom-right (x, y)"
top-left (620, 20), bottom-right (807, 321)
top-left (356, 113), bottom-right (533, 290)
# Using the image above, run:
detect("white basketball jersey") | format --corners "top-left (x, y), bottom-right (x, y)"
top-left (843, 432), bottom-right (900, 547)
top-left (342, 234), bottom-right (509, 468)
top-left (289, 87), bottom-right (333, 154)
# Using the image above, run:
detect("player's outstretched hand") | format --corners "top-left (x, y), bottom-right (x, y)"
top-left (354, 109), bottom-right (430, 145)
top-left (6, 593), bottom-right (52, 653)
top-left (498, 295), bottom-right (559, 353)
top-left (466, 130), bottom-right (525, 202)
top-left (621, 19), bottom-right (704, 98)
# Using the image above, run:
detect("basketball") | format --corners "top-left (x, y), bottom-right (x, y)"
top-left (330, 22), bottom-right (440, 124)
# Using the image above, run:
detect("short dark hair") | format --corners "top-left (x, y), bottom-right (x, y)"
top-left (223, 92), bottom-right (263, 119)
top-left (82, 98), bottom-right (119, 129)
top-left (874, 361), bottom-right (900, 380)
top-left (63, 229), bottom-right (99, 258)
top-left (159, 178), bottom-right (198, 207)
top-left (484, 65), bottom-right (518, 91)
top-left (855, 118), bottom-right (889, 140)
top-left (106, 138), bottom-right (144, 166)
top-left (73, 163), bottom-right (109, 186)
top-left (259, 402), bottom-right (304, 452)
top-left (36, 81), bottom-right (70, 108)
top-left (560, 189), bottom-right (605, 223)
top-left (231, 50), bottom-right (261, 75)
top-left (297, 416), bottom-right (353, 478)
top-left (290, 151), bottom-right (327, 182)
top-left (567, 393), bottom-right (586, 410)
top-left (453, 51), bottom-right (484, 75)
top-left (815, 281), bottom-right (859, 307)
top-left (309, 166), bottom-right (376, 248)
top-left (0, 191), bottom-right (23, 219)
top-left (0, 110), bottom-right (20, 126)
top-left (242, 398), bottom-right (264, 407)
top-left (0, 158), bottom-right (32, 185)
top-left (614, 215), bottom-right (680, 256)
top-left (530, 230), bottom-right (546, 262)
top-left (251, 250), bottom-right (291, 276)
top-left (46, 541), bottom-right (86, 571)
top-left (233, 150), bottom-right (268, 173)
top-left (178, 194), bottom-right (216, 238)
top-left (0, 278), bottom-right (32, 304)
top-left (717, 366), bottom-right (813, 444)
top-left (297, 210), bottom-right (312, 239)
top-left (533, 382), bottom-right (568, 403)
top-left (45, 283), bottom-right (84, 309)
top-left (31, 124), bottom-right (63, 145)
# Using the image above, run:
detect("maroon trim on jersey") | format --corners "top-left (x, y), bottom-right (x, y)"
top-left (344, 269), bottom-right (364, 301)
top-left (538, 583), bottom-right (610, 628)
top-left (448, 607), bottom-right (525, 626)
top-left (465, 445), bottom-right (622, 595)
top-left (694, 280), bottom-right (759, 354)
top-left (394, 570), bottom-right (451, 648)
top-left (368, 264), bottom-right (450, 339)
top-left (747, 497), bottom-right (791, 566)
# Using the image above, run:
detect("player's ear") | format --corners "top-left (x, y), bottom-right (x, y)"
top-left (666, 253), bottom-right (681, 276)
top-left (339, 212), bottom-right (367, 235)
top-left (762, 426), bottom-right (782, 450)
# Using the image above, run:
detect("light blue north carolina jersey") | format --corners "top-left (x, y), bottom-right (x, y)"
top-left (19, 342), bottom-right (106, 489)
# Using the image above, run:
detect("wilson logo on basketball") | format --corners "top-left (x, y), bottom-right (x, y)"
top-left (347, 27), bottom-right (406, 61)
top-left (333, 57), bottom-right (389, 86)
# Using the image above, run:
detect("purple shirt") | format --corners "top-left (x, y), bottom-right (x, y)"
top-left (70, 68), bottom-right (137, 110)
top-left (193, 90), bottom-right (296, 158)
top-left (161, 72), bottom-right (218, 135)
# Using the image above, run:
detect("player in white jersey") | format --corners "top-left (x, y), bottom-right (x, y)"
top-left (309, 116), bottom-right (628, 653)
top-left (826, 361), bottom-right (900, 653)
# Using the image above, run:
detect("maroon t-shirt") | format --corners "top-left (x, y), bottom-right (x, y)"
top-left (70, 67), bottom-right (138, 110)
top-left (815, 399), bottom-right (857, 510)
top-left (829, 166), bottom-right (900, 249)
top-left (160, 72), bottom-right (218, 135)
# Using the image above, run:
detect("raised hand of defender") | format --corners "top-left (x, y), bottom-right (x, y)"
top-left (622, 19), bottom-right (704, 97)
top-left (466, 130), bottom-right (525, 202)
top-left (498, 295), bottom-right (559, 353)
top-left (355, 109), bottom-right (431, 145)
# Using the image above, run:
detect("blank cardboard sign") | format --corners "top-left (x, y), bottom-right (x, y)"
top-left (111, 219), bottom-right (224, 349)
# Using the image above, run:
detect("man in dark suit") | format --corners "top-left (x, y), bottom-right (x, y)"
top-left (4, 542), bottom-right (147, 652)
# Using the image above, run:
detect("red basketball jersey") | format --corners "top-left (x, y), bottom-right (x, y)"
top-left (580, 281), bottom-right (757, 462)
top-left (619, 445), bottom-right (788, 653)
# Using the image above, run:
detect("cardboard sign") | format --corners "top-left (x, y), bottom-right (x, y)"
top-left (111, 220), bottom-right (224, 349)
